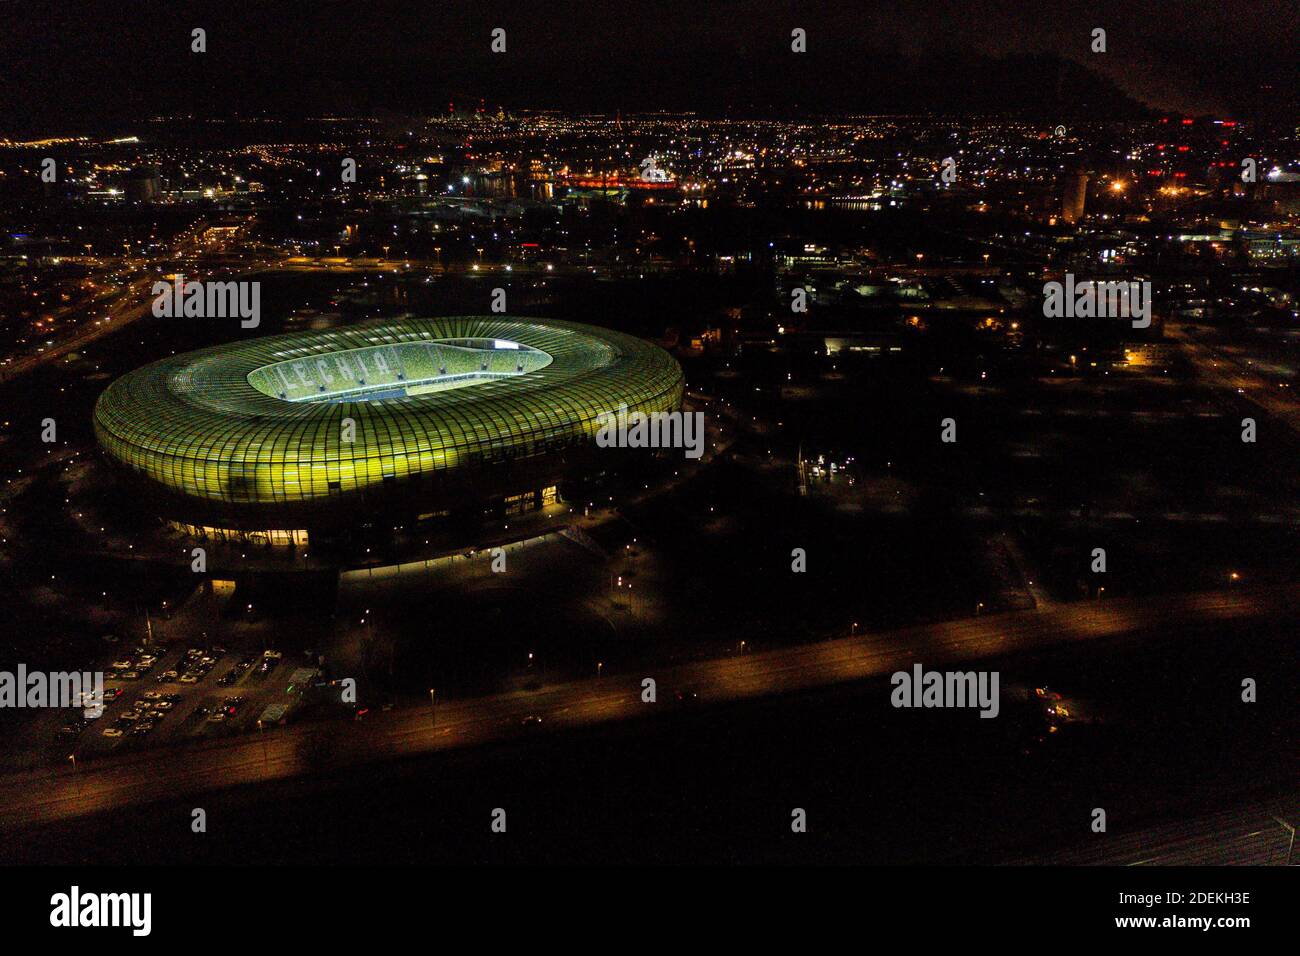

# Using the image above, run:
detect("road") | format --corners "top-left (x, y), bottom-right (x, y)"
top-left (0, 253), bottom-right (618, 385)
top-left (1023, 800), bottom-right (1298, 865)
top-left (1167, 321), bottom-right (1300, 436)
top-left (0, 281), bottom-right (157, 383)
top-left (0, 583), bottom-right (1292, 829)
top-left (0, 219), bottom-right (255, 384)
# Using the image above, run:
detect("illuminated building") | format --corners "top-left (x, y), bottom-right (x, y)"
top-left (1061, 171), bottom-right (1089, 224)
top-left (93, 317), bottom-right (684, 531)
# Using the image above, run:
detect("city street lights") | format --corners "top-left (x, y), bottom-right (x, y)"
top-left (428, 688), bottom-right (437, 730)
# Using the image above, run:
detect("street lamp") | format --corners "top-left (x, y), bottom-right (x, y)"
top-left (428, 688), bottom-right (437, 729)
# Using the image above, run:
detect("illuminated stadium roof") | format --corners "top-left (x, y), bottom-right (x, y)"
top-left (93, 316), bottom-right (683, 519)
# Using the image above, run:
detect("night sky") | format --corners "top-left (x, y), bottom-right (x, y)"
top-left (1, 0), bottom-right (1296, 131)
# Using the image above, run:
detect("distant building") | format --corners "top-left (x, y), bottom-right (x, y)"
top-left (125, 165), bottom-right (162, 203)
top-left (1061, 172), bottom-right (1089, 223)
top-left (404, 173), bottom-right (429, 196)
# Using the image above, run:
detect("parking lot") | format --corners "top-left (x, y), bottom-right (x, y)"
top-left (57, 641), bottom-right (314, 758)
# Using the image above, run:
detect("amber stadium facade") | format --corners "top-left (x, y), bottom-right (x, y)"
top-left (93, 316), bottom-right (684, 533)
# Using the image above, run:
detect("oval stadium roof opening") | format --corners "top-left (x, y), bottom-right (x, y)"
top-left (246, 338), bottom-right (555, 404)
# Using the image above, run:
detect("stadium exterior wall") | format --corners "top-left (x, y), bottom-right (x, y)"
top-left (93, 316), bottom-right (684, 530)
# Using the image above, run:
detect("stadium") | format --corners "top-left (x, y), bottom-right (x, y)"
top-left (92, 316), bottom-right (685, 537)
